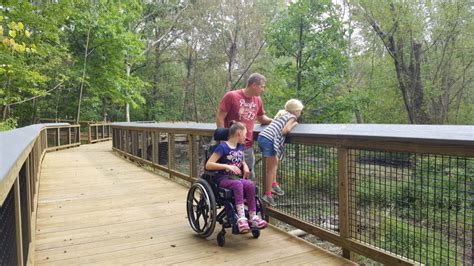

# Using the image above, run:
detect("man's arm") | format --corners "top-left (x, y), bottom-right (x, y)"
top-left (257, 114), bottom-right (272, 125)
top-left (216, 109), bottom-right (228, 128)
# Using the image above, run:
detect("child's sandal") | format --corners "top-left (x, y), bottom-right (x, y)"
top-left (251, 216), bottom-right (268, 229)
top-left (237, 217), bottom-right (250, 233)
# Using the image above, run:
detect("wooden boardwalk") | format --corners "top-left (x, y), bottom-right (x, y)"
top-left (35, 142), bottom-right (354, 265)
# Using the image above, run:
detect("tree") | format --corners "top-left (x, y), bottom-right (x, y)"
top-left (353, 0), bottom-right (473, 124)
top-left (65, 1), bottom-right (146, 122)
top-left (266, 0), bottom-right (347, 122)
top-left (0, 1), bottom-right (72, 125)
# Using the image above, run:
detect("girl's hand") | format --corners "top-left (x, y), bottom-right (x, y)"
top-left (227, 165), bottom-right (241, 175)
top-left (243, 165), bottom-right (250, 179)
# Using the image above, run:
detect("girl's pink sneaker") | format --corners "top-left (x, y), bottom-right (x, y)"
top-left (237, 217), bottom-right (250, 233)
top-left (251, 216), bottom-right (268, 229)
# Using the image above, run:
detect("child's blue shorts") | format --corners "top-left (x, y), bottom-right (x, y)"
top-left (257, 135), bottom-right (276, 157)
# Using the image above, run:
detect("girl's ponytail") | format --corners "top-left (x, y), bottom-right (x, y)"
top-left (228, 120), bottom-right (245, 136)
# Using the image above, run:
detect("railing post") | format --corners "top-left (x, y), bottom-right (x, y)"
top-left (152, 131), bottom-right (158, 164)
top-left (141, 131), bottom-right (147, 160)
top-left (25, 158), bottom-right (32, 244)
top-left (168, 133), bottom-right (175, 175)
top-left (120, 129), bottom-right (124, 151)
top-left (95, 125), bottom-right (99, 143)
top-left (14, 177), bottom-right (24, 266)
top-left (68, 127), bottom-right (71, 145)
top-left (42, 129), bottom-right (47, 150)
top-left (338, 147), bottom-right (353, 260)
top-left (188, 134), bottom-right (198, 179)
top-left (56, 127), bottom-right (60, 147)
top-left (262, 157), bottom-right (270, 221)
top-left (88, 125), bottom-right (92, 144)
top-left (124, 130), bottom-right (129, 153)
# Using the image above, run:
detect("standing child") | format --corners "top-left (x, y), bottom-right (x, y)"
top-left (257, 99), bottom-right (304, 206)
top-left (206, 122), bottom-right (268, 233)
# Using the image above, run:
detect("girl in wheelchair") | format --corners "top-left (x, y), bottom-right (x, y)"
top-left (205, 121), bottom-right (268, 233)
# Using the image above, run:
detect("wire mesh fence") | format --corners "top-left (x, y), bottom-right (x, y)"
top-left (173, 134), bottom-right (190, 175)
top-left (272, 143), bottom-right (340, 233)
top-left (348, 150), bottom-right (473, 265)
top-left (0, 189), bottom-right (17, 266)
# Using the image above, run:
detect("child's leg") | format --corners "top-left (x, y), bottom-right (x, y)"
top-left (241, 179), bottom-right (256, 213)
top-left (241, 179), bottom-right (268, 229)
top-left (219, 178), bottom-right (245, 216)
top-left (265, 156), bottom-right (278, 195)
top-left (272, 157), bottom-right (279, 185)
top-left (220, 178), bottom-right (250, 233)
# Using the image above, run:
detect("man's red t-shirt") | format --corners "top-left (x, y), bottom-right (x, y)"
top-left (219, 89), bottom-right (265, 148)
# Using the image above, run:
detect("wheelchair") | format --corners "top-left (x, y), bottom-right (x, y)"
top-left (186, 128), bottom-right (266, 246)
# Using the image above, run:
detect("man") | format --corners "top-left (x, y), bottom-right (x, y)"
top-left (216, 73), bottom-right (272, 180)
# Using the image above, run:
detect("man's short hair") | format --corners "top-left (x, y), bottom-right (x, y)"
top-left (246, 73), bottom-right (266, 87)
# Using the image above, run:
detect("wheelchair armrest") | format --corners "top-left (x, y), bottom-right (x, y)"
top-left (203, 170), bottom-right (219, 176)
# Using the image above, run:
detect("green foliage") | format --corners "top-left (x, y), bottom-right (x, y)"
top-left (0, 14), bottom-right (47, 107)
top-left (266, 0), bottom-right (348, 122)
top-left (381, 217), bottom-right (458, 265)
top-left (0, 117), bottom-right (17, 131)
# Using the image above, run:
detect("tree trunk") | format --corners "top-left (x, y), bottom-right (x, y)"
top-left (296, 18), bottom-right (303, 98)
top-left (125, 63), bottom-right (131, 122)
top-left (226, 29), bottom-right (238, 91)
top-left (183, 40), bottom-right (194, 121)
top-left (410, 42), bottom-right (430, 124)
top-left (102, 98), bottom-right (107, 122)
top-left (31, 98), bottom-right (37, 124)
top-left (364, 11), bottom-right (430, 124)
top-left (76, 26), bottom-right (91, 124)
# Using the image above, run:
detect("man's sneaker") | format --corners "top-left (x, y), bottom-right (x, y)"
top-left (261, 194), bottom-right (276, 207)
top-left (271, 185), bottom-right (285, 196)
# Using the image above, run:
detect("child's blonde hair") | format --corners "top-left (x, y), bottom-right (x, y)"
top-left (274, 99), bottom-right (304, 119)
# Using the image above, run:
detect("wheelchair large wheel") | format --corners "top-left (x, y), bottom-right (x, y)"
top-left (186, 179), bottom-right (217, 238)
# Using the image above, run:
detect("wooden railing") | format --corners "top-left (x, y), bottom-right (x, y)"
top-left (87, 123), bottom-right (112, 144)
top-left (111, 122), bottom-right (473, 266)
top-left (0, 123), bottom-right (80, 266)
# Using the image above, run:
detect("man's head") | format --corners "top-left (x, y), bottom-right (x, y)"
top-left (245, 73), bottom-right (266, 96)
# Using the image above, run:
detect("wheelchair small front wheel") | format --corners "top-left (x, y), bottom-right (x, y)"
top-left (251, 228), bottom-right (260, 239)
top-left (186, 179), bottom-right (217, 238)
top-left (217, 231), bottom-right (226, 246)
